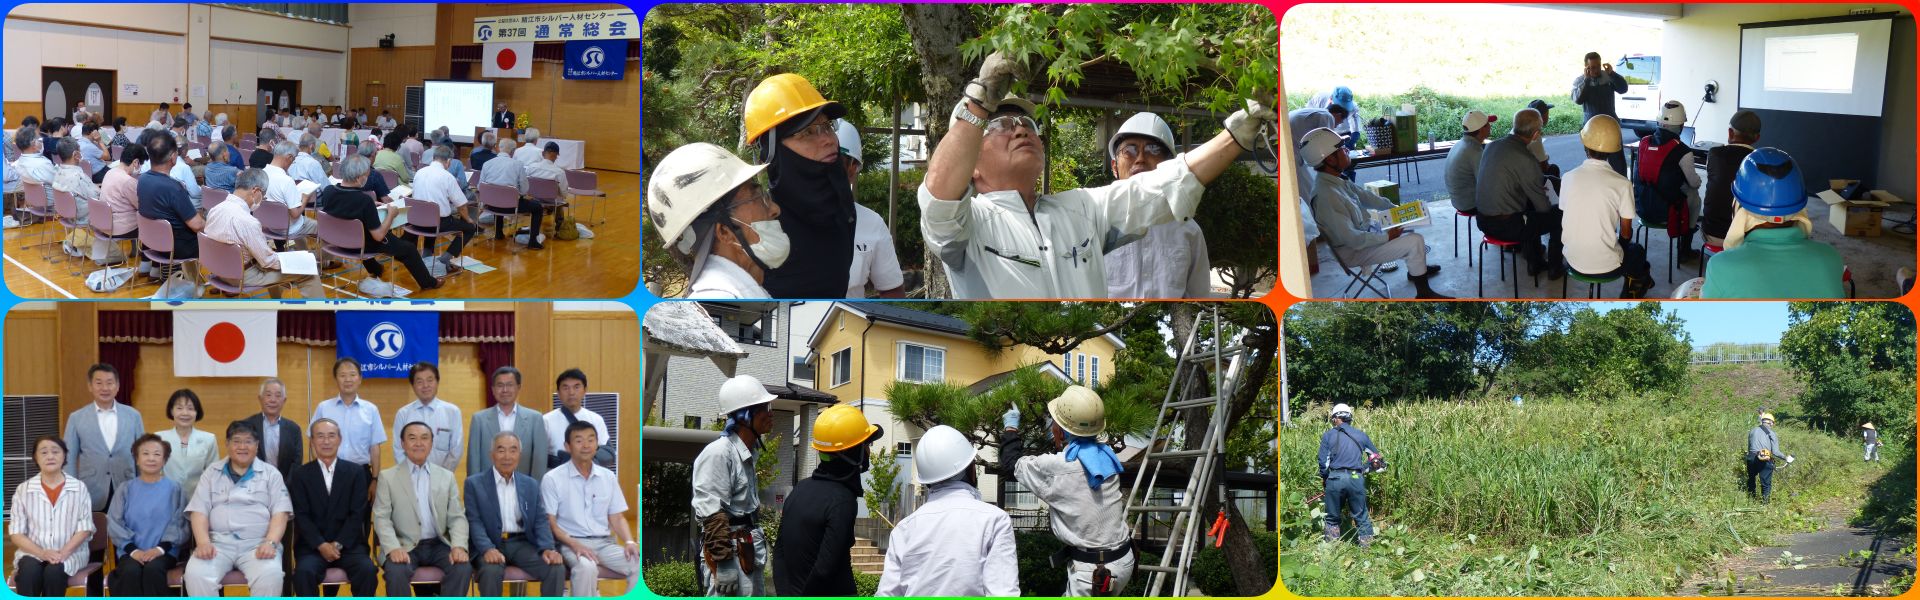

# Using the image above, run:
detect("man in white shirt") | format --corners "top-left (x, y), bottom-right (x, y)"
top-left (377, 112), bottom-right (398, 130)
top-left (877, 425), bottom-right (1018, 596)
top-left (262, 141), bottom-right (318, 242)
top-left (202, 168), bottom-right (324, 298)
top-left (542, 369), bottom-right (613, 469)
top-left (512, 128), bottom-right (544, 164)
top-left (310, 358), bottom-right (388, 477)
top-left (542, 421), bottom-right (637, 596)
top-left (409, 145), bottom-right (478, 278)
top-left (392, 362), bottom-right (465, 472)
top-left (833, 119), bottom-right (905, 298)
top-left (525, 142), bottom-right (566, 183)
top-left (150, 103), bottom-right (174, 128)
top-left (13, 126), bottom-right (57, 209)
top-left (290, 134), bottom-right (329, 183)
top-left (1100, 112), bottom-right (1212, 299)
top-left (1561, 115), bottom-right (1654, 298)
top-left (919, 55), bottom-right (1272, 298)
top-left (477, 139), bottom-right (548, 250)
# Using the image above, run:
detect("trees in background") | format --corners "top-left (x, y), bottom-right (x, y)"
top-left (1781, 302), bottom-right (1917, 435)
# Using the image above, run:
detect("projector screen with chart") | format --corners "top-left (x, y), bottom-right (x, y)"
top-left (1740, 17), bottom-right (1892, 116)
top-left (423, 80), bottom-right (494, 144)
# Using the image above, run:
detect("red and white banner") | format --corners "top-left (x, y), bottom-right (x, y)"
top-left (174, 312), bottom-right (276, 377)
top-left (483, 42), bottom-right (535, 79)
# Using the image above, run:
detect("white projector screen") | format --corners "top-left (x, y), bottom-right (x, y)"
top-left (1740, 17), bottom-right (1892, 116)
top-left (423, 80), bottom-right (494, 144)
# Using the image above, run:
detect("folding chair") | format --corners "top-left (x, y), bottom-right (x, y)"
top-left (1329, 249), bottom-right (1391, 299)
top-left (565, 169), bottom-right (606, 226)
top-left (315, 212), bottom-right (391, 296)
top-left (478, 183), bottom-right (528, 252)
top-left (198, 233), bottom-right (284, 298)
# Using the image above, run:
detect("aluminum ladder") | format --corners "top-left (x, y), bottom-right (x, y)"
top-left (1124, 306), bottom-right (1248, 596)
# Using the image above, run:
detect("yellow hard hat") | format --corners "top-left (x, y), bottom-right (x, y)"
top-left (744, 73), bottom-right (844, 144)
top-left (1863, 423), bottom-right (1875, 430)
top-left (1048, 385), bottom-right (1107, 438)
top-left (1760, 413), bottom-right (1775, 423)
top-left (811, 404), bottom-right (882, 453)
top-left (1580, 114), bottom-right (1622, 153)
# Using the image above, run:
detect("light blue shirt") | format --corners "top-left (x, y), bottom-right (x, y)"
top-left (289, 153), bottom-right (328, 184)
top-left (478, 155), bottom-right (529, 195)
top-left (80, 139), bottom-right (106, 174)
top-left (310, 396), bottom-right (388, 466)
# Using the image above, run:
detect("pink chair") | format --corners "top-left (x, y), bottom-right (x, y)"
top-left (198, 232), bottom-right (279, 297)
top-left (403, 199), bottom-right (461, 264)
top-left (477, 182), bottom-right (526, 251)
top-left (565, 169), bottom-right (605, 225)
top-left (18, 182), bottom-right (55, 257)
top-left (256, 200), bottom-right (300, 246)
top-left (468, 168), bottom-right (482, 190)
top-left (202, 186), bottom-right (229, 213)
top-left (529, 177), bottom-right (565, 209)
top-left (376, 169), bottom-right (401, 190)
top-left (315, 211), bottom-right (389, 293)
top-left (110, 145), bottom-right (123, 162)
top-left (51, 189), bottom-right (85, 274)
top-left (89, 199), bottom-right (138, 268)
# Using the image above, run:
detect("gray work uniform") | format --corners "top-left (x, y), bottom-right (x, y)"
top-left (691, 434), bottom-right (766, 597)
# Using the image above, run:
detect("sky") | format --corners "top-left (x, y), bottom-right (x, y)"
top-left (1589, 302), bottom-right (1792, 346)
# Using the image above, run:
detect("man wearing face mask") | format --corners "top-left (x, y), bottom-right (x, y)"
top-left (921, 52), bottom-right (1275, 299)
top-left (743, 73), bottom-right (856, 299)
top-left (772, 404), bottom-right (884, 596)
top-left (691, 376), bottom-right (777, 597)
top-left (647, 143), bottom-right (789, 299)
top-left (1102, 112), bottom-right (1212, 298)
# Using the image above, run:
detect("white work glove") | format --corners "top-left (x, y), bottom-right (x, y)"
top-left (963, 51), bottom-right (1026, 108)
top-left (1224, 99), bottom-right (1280, 151)
top-left (1003, 406), bottom-right (1021, 430)
top-left (714, 567), bottom-right (741, 596)
top-left (1785, 455), bottom-right (1795, 464)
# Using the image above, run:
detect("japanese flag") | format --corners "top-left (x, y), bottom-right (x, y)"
top-left (484, 42), bottom-right (534, 79)
top-left (174, 312), bottom-right (277, 377)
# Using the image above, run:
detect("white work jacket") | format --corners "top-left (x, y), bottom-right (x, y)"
top-left (875, 481), bottom-right (1019, 597)
top-left (919, 155), bottom-right (1204, 299)
top-left (1012, 451), bottom-right (1130, 551)
top-left (690, 433), bottom-right (759, 521)
top-left (1104, 219), bottom-right (1211, 298)
top-left (686, 257), bottom-right (770, 300)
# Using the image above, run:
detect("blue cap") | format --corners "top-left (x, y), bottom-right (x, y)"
top-left (1331, 86), bottom-right (1358, 114)
top-left (1732, 147), bottom-right (1807, 217)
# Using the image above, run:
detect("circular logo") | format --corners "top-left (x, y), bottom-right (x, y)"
top-left (367, 322), bottom-right (406, 359)
top-left (477, 25), bottom-right (493, 42)
top-left (496, 48), bottom-right (518, 71)
top-left (582, 46), bottom-right (605, 69)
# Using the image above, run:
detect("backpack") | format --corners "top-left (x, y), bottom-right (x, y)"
top-left (552, 209), bottom-right (580, 241)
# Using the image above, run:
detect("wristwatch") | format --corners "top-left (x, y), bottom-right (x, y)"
top-left (951, 99), bottom-right (986, 130)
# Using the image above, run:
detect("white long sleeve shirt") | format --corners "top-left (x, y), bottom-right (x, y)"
top-left (1103, 219), bottom-right (1210, 298)
top-left (918, 154), bottom-right (1204, 299)
top-left (875, 481), bottom-right (1019, 597)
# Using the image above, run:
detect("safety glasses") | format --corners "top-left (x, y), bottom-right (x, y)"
top-left (985, 115), bottom-right (1042, 137)
top-left (1117, 142), bottom-right (1169, 160)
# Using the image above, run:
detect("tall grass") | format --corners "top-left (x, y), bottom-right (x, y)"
top-left (1287, 87), bottom-right (1587, 149)
top-left (1279, 394), bottom-right (1888, 596)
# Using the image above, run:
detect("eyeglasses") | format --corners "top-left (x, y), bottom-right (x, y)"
top-left (1117, 142), bottom-right (1169, 160)
top-left (792, 118), bottom-right (837, 140)
top-left (985, 115), bottom-right (1042, 137)
top-left (729, 187), bottom-right (775, 213)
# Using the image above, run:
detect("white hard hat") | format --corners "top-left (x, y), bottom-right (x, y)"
top-left (1108, 112), bottom-right (1176, 160)
top-left (834, 119), bottom-right (862, 166)
top-left (912, 425), bottom-right (977, 484)
top-left (1660, 101), bottom-right (1687, 128)
top-left (1330, 403), bottom-right (1354, 417)
top-left (717, 375), bottom-right (777, 415)
top-left (1047, 385), bottom-right (1107, 438)
top-left (646, 143), bottom-right (767, 255)
top-left (1299, 127), bottom-right (1346, 166)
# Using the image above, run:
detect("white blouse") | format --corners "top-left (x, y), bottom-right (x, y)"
top-left (9, 474), bottom-right (95, 574)
top-left (156, 428), bottom-right (220, 496)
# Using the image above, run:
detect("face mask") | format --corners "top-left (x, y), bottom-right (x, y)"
top-left (733, 218), bottom-right (791, 269)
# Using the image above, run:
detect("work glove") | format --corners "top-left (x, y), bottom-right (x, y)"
top-left (1785, 455), bottom-right (1795, 464)
top-left (1003, 406), bottom-right (1021, 430)
top-left (714, 567), bottom-right (741, 596)
top-left (964, 51), bottom-right (1027, 109)
top-left (1224, 99), bottom-right (1280, 151)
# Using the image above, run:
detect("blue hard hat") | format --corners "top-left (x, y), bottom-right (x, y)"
top-left (1331, 86), bottom-right (1358, 114)
top-left (1732, 147), bottom-right (1807, 217)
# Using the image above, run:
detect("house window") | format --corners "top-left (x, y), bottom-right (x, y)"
top-left (709, 304), bottom-right (778, 347)
top-left (1077, 354), bottom-right (1087, 383)
top-left (683, 415), bottom-right (702, 429)
top-left (898, 343), bottom-right (946, 383)
top-left (1091, 356), bottom-right (1100, 384)
top-left (831, 348), bottom-right (852, 387)
top-left (896, 442), bottom-right (913, 455)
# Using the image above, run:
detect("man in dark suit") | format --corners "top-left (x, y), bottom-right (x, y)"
top-left (492, 103), bottom-right (515, 129)
top-left (469, 132), bottom-right (499, 174)
top-left (464, 431), bottom-right (565, 596)
top-left (289, 418), bottom-right (378, 597)
top-left (243, 377), bottom-right (305, 478)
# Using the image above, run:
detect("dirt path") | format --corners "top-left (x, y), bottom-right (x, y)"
top-left (1686, 494), bottom-right (1914, 596)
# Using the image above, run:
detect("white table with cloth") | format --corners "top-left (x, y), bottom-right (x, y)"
top-left (541, 138), bottom-right (585, 170)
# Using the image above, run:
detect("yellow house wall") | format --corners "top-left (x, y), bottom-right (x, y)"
top-left (809, 306), bottom-right (1127, 406)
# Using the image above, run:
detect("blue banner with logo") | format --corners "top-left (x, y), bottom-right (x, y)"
top-left (564, 40), bottom-right (626, 81)
top-left (336, 311), bottom-right (439, 378)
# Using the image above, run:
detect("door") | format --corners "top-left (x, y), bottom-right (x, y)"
top-left (257, 78), bottom-right (301, 126)
top-left (42, 67), bottom-right (114, 122)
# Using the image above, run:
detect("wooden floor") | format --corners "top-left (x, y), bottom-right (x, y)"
top-left (3, 172), bottom-right (640, 299)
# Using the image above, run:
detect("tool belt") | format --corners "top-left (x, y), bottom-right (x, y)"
top-left (731, 529), bottom-right (758, 574)
top-left (728, 513), bottom-right (758, 527)
top-left (1055, 542), bottom-right (1132, 595)
top-left (701, 512), bottom-right (762, 576)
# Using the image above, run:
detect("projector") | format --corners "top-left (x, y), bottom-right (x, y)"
top-left (379, 34), bottom-right (395, 49)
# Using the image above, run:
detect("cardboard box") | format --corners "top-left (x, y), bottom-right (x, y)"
top-left (1365, 180), bottom-right (1400, 204)
top-left (1869, 190), bottom-right (1905, 205)
top-left (1829, 179), bottom-right (1862, 192)
top-left (1392, 114), bottom-right (1418, 154)
top-left (1818, 189), bottom-right (1888, 237)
